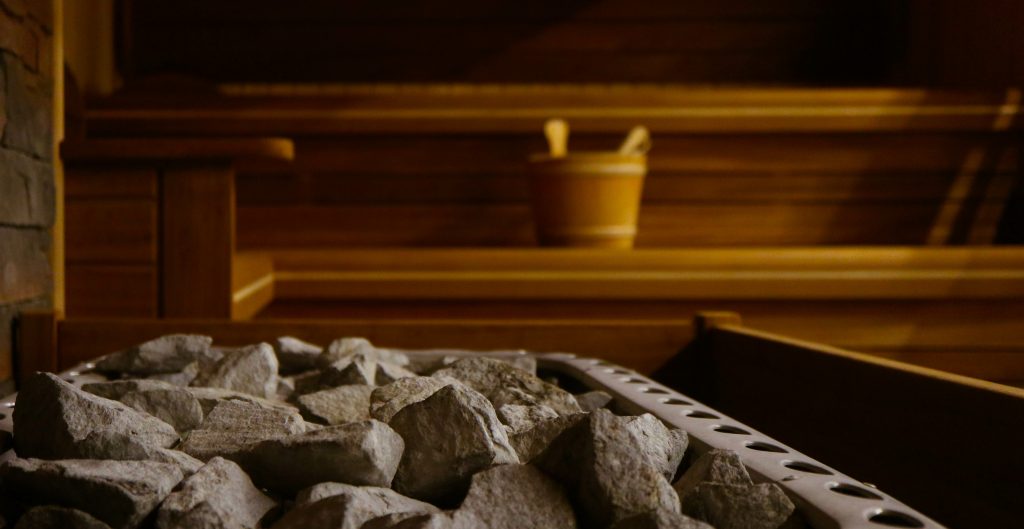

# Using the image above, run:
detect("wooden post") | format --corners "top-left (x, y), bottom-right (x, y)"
top-left (16, 310), bottom-right (59, 386)
top-left (162, 164), bottom-right (236, 318)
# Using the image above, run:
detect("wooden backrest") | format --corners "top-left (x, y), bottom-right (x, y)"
top-left (86, 86), bottom-right (1024, 248)
top-left (658, 319), bottom-right (1024, 529)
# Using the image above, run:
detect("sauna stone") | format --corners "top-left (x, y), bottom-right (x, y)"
top-left (155, 457), bottom-right (277, 529)
top-left (364, 513), bottom-right (453, 529)
top-left (185, 386), bottom-right (298, 416)
top-left (432, 357), bottom-right (582, 415)
top-left (119, 388), bottom-right (204, 433)
top-left (376, 362), bottom-right (417, 385)
top-left (82, 379), bottom-right (179, 400)
top-left (319, 353), bottom-right (377, 388)
top-left (297, 384), bottom-right (374, 425)
top-left (12, 506), bottom-right (112, 529)
top-left (193, 343), bottom-right (279, 399)
top-left (274, 336), bottom-right (323, 374)
top-left (144, 362), bottom-right (200, 386)
top-left (241, 420), bottom-right (404, 494)
top-left (450, 464), bottom-right (577, 529)
top-left (624, 414), bottom-right (689, 481)
top-left (369, 376), bottom-right (458, 422)
top-left (13, 373), bottom-right (179, 460)
top-left (574, 390), bottom-right (613, 412)
top-left (535, 408), bottom-right (681, 529)
top-left (610, 508), bottom-right (714, 529)
top-left (178, 399), bottom-right (305, 461)
top-left (271, 484), bottom-right (438, 529)
top-left (496, 403), bottom-right (559, 432)
top-left (674, 449), bottom-right (753, 497)
top-left (388, 384), bottom-right (519, 504)
top-left (0, 458), bottom-right (182, 529)
top-left (683, 483), bottom-right (795, 529)
top-left (317, 337), bottom-right (378, 368)
top-left (507, 412), bottom-right (588, 463)
top-left (95, 334), bottom-right (215, 375)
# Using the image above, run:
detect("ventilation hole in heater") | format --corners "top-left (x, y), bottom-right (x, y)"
top-left (783, 460), bottom-right (833, 475)
top-left (828, 482), bottom-right (883, 500)
top-left (605, 368), bottom-right (630, 375)
top-left (641, 387), bottom-right (669, 394)
top-left (660, 398), bottom-right (692, 406)
top-left (745, 441), bottom-right (788, 453)
top-left (713, 425), bottom-right (751, 435)
top-left (868, 510), bottom-right (925, 528)
top-left (0, 413), bottom-right (5, 420)
top-left (683, 410), bottom-right (719, 419)
top-left (625, 378), bottom-right (647, 384)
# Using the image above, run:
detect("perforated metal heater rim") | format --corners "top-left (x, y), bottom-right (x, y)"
top-left (0, 350), bottom-right (944, 529)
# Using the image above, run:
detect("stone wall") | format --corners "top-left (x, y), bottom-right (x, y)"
top-left (0, 0), bottom-right (54, 393)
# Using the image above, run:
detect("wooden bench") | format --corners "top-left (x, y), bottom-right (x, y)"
top-left (15, 310), bottom-right (1024, 529)
top-left (62, 138), bottom-right (293, 320)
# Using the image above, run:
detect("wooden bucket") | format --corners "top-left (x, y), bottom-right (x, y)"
top-left (528, 152), bottom-right (647, 248)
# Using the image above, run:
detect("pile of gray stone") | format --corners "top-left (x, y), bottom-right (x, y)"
top-left (0, 334), bottom-right (801, 529)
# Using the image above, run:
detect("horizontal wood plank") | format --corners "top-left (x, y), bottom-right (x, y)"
top-left (65, 265), bottom-right (159, 317)
top-left (65, 199), bottom-right (158, 263)
top-left (65, 168), bottom-right (158, 198)
top-left (62, 138), bottom-right (295, 163)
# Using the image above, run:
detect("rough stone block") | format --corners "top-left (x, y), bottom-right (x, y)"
top-left (242, 420), bottom-right (404, 494)
top-left (273, 336), bottom-right (322, 374)
top-left (369, 376), bottom-right (457, 423)
top-left (507, 412), bottom-right (587, 463)
top-left (1, 56), bottom-right (50, 158)
top-left (272, 483), bottom-right (437, 529)
top-left (389, 384), bottom-right (518, 504)
top-left (297, 384), bottom-right (373, 425)
top-left (12, 505), bottom-right (112, 529)
top-left (673, 448), bottom-right (753, 502)
top-left (432, 357), bottom-right (580, 415)
top-left (609, 508), bottom-right (713, 529)
top-left (178, 399), bottom-right (305, 461)
top-left (13, 373), bottom-right (179, 460)
top-left (683, 483), bottom-right (795, 529)
top-left (193, 343), bottom-right (279, 399)
top-left (0, 149), bottom-right (53, 227)
top-left (535, 409), bottom-right (680, 528)
top-left (0, 228), bottom-right (51, 304)
top-left (95, 335), bottom-right (215, 376)
top-left (120, 388), bottom-right (204, 433)
top-left (451, 464), bottom-right (577, 529)
top-left (624, 414), bottom-right (688, 481)
top-left (574, 390), bottom-right (613, 412)
top-left (155, 457), bottom-right (277, 529)
top-left (0, 458), bottom-right (182, 529)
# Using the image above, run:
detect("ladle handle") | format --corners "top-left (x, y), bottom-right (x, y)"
top-left (618, 126), bottom-right (651, 155)
top-left (545, 119), bottom-right (569, 158)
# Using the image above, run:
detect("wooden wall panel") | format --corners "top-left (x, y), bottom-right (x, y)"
top-left (121, 0), bottom-right (905, 84)
top-left (65, 200), bottom-right (158, 262)
top-left (65, 265), bottom-right (158, 317)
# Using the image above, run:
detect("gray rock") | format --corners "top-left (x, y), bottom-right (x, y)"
top-left (178, 400), bottom-right (306, 461)
top-left (451, 464), bottom-right (576, 529)
top-left (376, 363), bottom-right (416, 386)
top-left (155, 457), bottom-right (277, 529)
top-left (496, 404), bottom-right (558, 433)
top-left (277, 377), bottom-right (296, 401)
top-left (317, 337), bottom-right (377, 368)
top-left (81, 379), bottom-right (179, 401)
top-left (193, 343), bottom-right (279, 399)
top-left (369, 376), bottom-right (457, 423)
top-left (145, 362), bottom-right (200, 386)
top-left (0, 458), bottom-right (182, 529)
top-left (673, 449), bottom-right (753, 503)
top-left (95, 335), bottom-right (215, 375)
top-left (272, 484), bottom-right (437, 529)
top-left (274, 336), bottom-right (323, 374)
top-left (288, 370), bottom-right (325, 396)
top-left (624, 414), bottom-right (688, 481)
top-left (12, 506), bottom-right (112, 529)
top-left (389, 384), bottom-right (518, 504)
top-left (610, 509), bottom-right (714, 529)
top-left (400, 351), bottom-right (533, 376)
top-left (119, 388), bottom-right (205, 433)
top-left (243, 420), bottom-right (404, 494)
top-left (13, 373), bottom-right (179, 460)
top-left (298, 385), bottom-right (374, 425)
top-left (148, 449), bottom-right (204, 476)
top-left (432, 358), bottom-right (580, 415)
top-left (682, 483), bottom-right (795, 529)
top-left (534, 409), bottom-right (681, 528)
top-left (507, 413), bottom-right (588, 463)
top-left (574, 390), bottom-right (613, 412)
top-left (363, 513), bottom-right (452, 529)
top-left (185, 387), bottom-right (298, 416)
top-left (319, 353), bottom-right (377, 388)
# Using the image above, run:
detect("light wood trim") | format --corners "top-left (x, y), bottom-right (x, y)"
top-left (231, 252), bottom-right (275, 320)
top-left (270, 248), bottom-right (1024, 301)
top-left (61, 137), bottom-right (294, 162)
